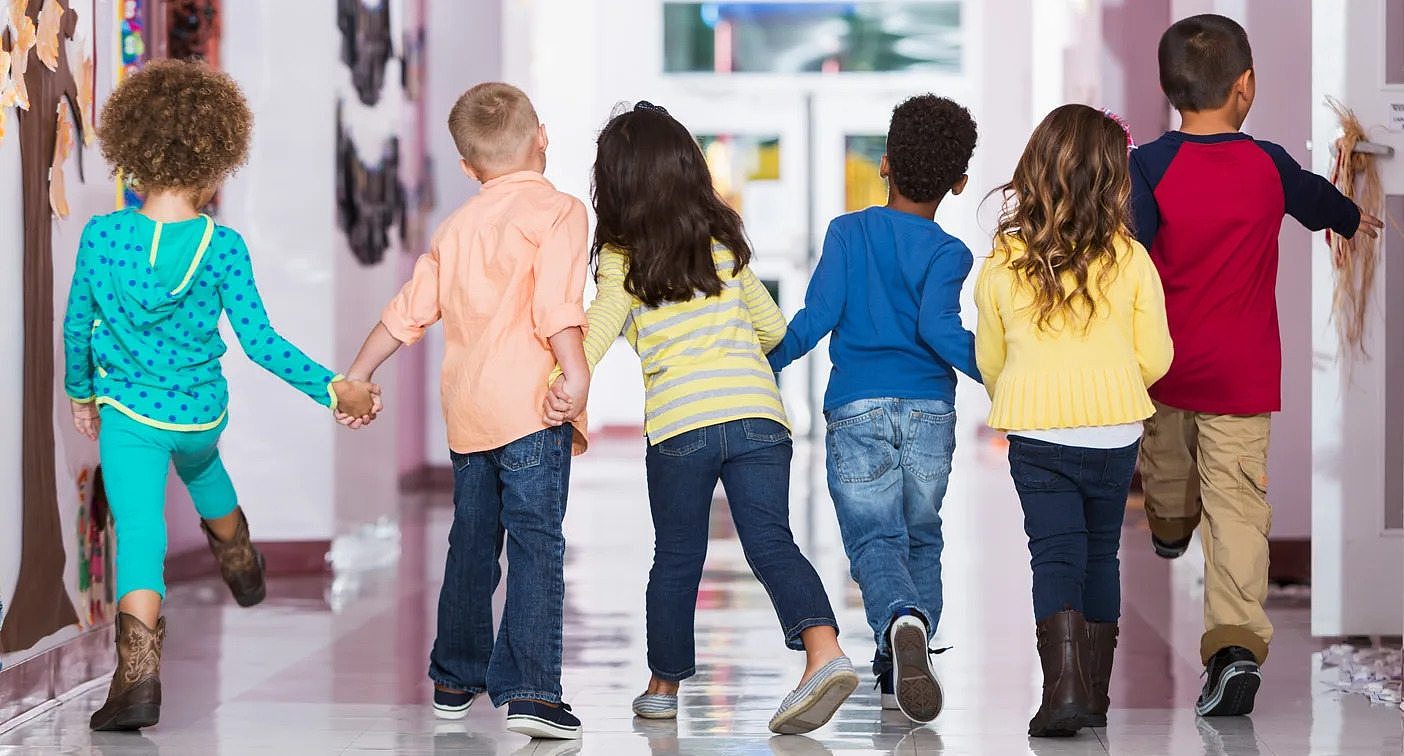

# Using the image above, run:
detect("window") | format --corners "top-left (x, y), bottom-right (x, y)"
top-left (696, 134), bottom-right (781, 215)
top-left (845, 135), bottom-right (887, 211)
top-left (664, 2), bottom-right (962, 74)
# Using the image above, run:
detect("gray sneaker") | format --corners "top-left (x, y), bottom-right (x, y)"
top-left (768, 656), bottom-right (860, 735)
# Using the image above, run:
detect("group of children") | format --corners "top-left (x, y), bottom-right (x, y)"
top-left (65, 12), bottom-right (1381, 742)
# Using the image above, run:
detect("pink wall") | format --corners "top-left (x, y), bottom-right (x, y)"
top-left (1244, 0), bottom-right (1314, 540)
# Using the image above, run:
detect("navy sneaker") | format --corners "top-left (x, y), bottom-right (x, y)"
top-left (506, 700), bottom-right (582, 740)
top-left (1196, 646), bottom-right (1262, 717)
top-left (432, 686), bottom-right (475, 720)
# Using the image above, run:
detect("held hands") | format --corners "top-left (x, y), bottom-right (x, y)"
top-left (71, 400), bottom-right (99, 441)
top-left (332, 378), bottom-right (383, 430)
top-left (542, 373), bottom-right (589, 426)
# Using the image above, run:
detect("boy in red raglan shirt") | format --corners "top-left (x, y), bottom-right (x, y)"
top-left (1130, 14), bottom-right (1382, 718)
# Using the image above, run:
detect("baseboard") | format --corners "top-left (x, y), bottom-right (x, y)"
top-left (0, 624), bottom-right (112, 732)
top-left (1268, 538), bottom-right (1311, 585)
top-left (165, 539), bottom-right (332, 583)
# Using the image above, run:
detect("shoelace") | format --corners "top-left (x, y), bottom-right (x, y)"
top-left (873, 646), bottom-right (953, 689)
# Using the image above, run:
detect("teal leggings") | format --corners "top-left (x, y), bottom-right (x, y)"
top-left (98, 406), bottom-right (238, 600)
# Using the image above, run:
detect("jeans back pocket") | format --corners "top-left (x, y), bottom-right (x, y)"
top-left (656, 427), bottom-right (708, 457)
top-left (826, 407), bottom-right (896, 484)
top-left (901, 408), bottom-right (956, 483)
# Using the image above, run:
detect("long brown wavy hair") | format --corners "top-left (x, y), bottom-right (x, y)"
top-left (992, 104), bottom-right (1133, 331)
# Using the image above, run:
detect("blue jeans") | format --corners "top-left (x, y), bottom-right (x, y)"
top-left (1007, 436), bottom-right (1139, 623)
top-left (429, 425), bottom-right (573, 707)
top-left (825, 398), bottom-right (955, 674)
top-left (644, 418), bottom-right (838, 681)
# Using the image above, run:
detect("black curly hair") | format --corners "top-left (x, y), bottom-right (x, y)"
top-left (885, 94), bottom-right (977, 203)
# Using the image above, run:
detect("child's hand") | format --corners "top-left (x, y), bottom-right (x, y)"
top-left (332, 379), bottom-right (381, 429)
top-left (542, 374), bottom-right (588, 425)
top-left (1356, 209), bottom-right (1384, 240)
top-left (71, 400), bottom-right (99, 441)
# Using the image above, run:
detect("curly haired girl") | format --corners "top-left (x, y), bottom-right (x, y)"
top-left (62, 60), bottom-right (377, 731)
top-left (974, 104), bottom-right (1173, 737)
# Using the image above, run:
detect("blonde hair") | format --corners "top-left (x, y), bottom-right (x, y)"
top-left (993, 104), bottom-right (1133, 332)
top-left (447, 82), bottom-right (540, 172)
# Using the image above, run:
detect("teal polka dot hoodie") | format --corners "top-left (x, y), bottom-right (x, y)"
top-left (63, 209), bottom-right (340, 430)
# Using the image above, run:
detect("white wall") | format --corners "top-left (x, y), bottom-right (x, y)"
top-left (1310, 0), bottom-right (1404, 636)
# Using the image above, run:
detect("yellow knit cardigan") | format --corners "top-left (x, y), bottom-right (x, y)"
top-left (974, 234), bottom-right (1174, 432)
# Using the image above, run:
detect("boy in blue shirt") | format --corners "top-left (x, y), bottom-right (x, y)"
top-left (769, 94), bottom-right (980, 724)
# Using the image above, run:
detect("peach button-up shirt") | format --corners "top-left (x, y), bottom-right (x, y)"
top-left (382, 171), bottom-right (590, 455)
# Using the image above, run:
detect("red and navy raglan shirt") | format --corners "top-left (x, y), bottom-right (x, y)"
top-left (1130, 131), bottom-right (1360, 415)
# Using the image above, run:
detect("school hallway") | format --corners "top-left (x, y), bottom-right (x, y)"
top-left (2, 426), bottom-right (1399, 756)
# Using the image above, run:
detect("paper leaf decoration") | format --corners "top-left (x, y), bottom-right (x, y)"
top-left (7, 1), bottom-right (35, 110)
top-left (49, 101), bottom-right (73, 217)
top-left (35, 0), bottom-right (62, 71)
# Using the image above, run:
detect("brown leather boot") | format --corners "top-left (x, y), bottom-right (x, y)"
top-left (203, 507), bottom-right (267, 607)
top-left (1028, 610), bottom-right (1091, 737)
top-left (1085, 622), bottom-right (1119, 727)
top-left (90, 613), bottom-right (165, 731)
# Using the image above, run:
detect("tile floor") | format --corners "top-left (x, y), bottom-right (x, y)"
top-left (2, 431), bottom-right (1401, 755)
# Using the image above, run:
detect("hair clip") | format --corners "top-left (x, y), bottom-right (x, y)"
top-left (635, 100), bottom-right (669, 115)
top-left (1101, 108), bottom-right (1135, 151)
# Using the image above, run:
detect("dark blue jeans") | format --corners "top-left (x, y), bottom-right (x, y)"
top-left (429, 425), bottom-right (573, 707)
top-left (824, 398), bottom-right (954, 675)
top-left (644, 418), bottom-right (838, 681)
top-left (1007, 436), bottom-right (1139, 623)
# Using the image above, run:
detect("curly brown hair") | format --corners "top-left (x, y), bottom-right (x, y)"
top-left (886, 94), bottom-right (977, 203)
top-left (98, 59), bottom-right (251, 193)
top-left (993, 104), bottom-right (1133, 332)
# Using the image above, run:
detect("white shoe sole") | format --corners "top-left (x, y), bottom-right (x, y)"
top-left (507, 714), bottom-right (582, 740)
top-left (890, 616), bottom-right (942, 723)
top-left (768, 669), bottom-right (860, 735)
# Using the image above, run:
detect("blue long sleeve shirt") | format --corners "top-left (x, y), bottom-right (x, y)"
top-left (767, 206), bottom-right (980, 411)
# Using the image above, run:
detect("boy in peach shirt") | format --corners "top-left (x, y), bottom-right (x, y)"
top-left (345, 83), bottom-right (591, 740)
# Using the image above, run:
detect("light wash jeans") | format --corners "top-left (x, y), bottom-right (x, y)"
top-left (825, 398), bottom-right (955, 675)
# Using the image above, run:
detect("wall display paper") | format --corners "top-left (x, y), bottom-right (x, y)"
top-left (338, 0), bottom-right (392, 107)
top-left (75, 466), bottom-right (114, 626)
top-left (1326, 98), bottom-right (1385, 360)
top-left (336, 101), bottom-right (405, 267)
top-left (114, 0), bottom-right (145, 208)
top-left (0, 0), bottom-right (85, 653)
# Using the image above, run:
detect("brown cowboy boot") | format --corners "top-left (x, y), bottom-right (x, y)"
top-left (203, 507), bottom-right (267, 607)
top-left (1085, 622), bottom-right (1119, 727)
top-left (90, 613), bottom-right (165, 731)
top-left (1028, 610), bottom-right (1092, 737)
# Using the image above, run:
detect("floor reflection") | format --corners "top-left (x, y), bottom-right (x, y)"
top-left (3, 430), bottom-right (1401, 755)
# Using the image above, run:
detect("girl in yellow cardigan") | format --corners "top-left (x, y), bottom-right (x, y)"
top-left (974, 105), bottom-right (1173, 738)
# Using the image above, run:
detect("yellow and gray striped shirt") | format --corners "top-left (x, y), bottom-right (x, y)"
top-left (582, 245), bottom-right (789, 444)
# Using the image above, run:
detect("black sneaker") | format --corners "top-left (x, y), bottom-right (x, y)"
top-left (506, 700), bottom-right (582, 739)
top-left (1195, 646), bottom-right (1261, 717)
top-left (876, 670), bottom-right (898, 711)
top-left (1152, 533), bottom-right (1192, 559)
top-left (432, 686), bottom-right (475, 720)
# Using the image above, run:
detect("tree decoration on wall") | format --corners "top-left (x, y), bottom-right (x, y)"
top-left (1327, 98), bottom-right (1385, 359)
top-left (0, 0), bottom-right (85, 653)
top-left (337, 0), bottom-right (392, 107)
top-left (336, 101), bottom-right (405, 267)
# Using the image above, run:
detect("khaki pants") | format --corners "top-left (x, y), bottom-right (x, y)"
top-left (1138, 401), bottom-right (1272, 665)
